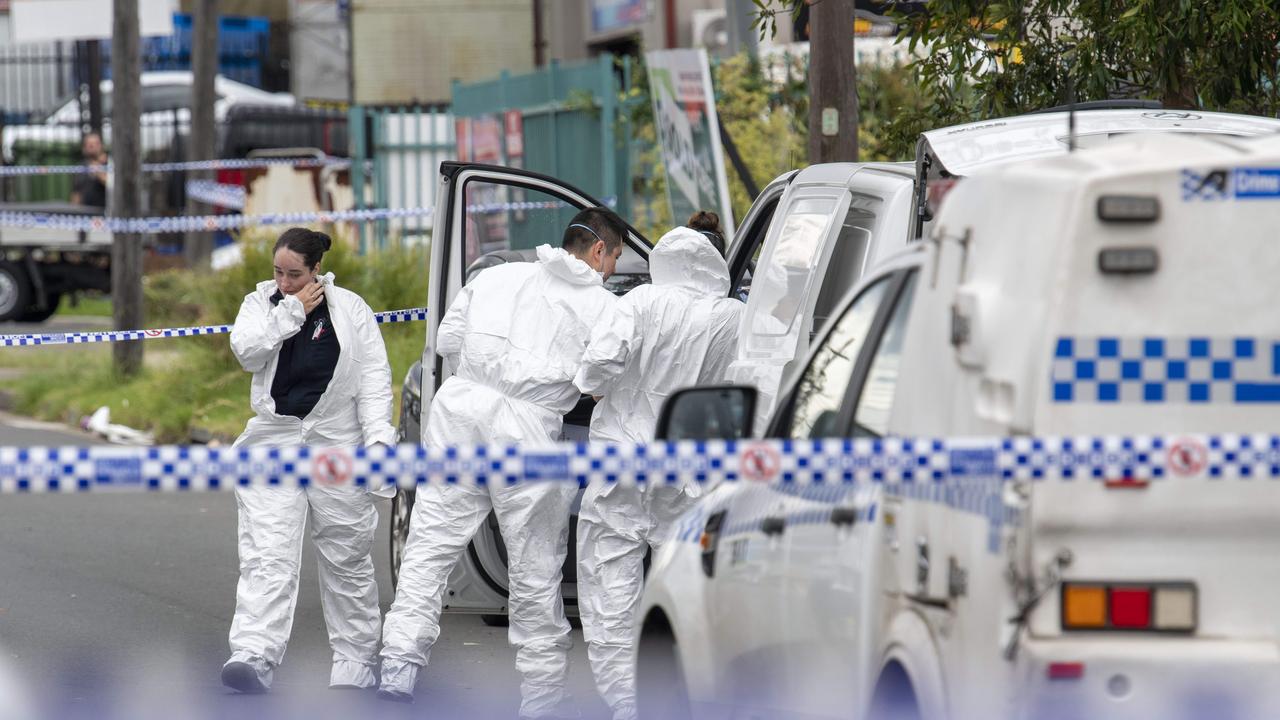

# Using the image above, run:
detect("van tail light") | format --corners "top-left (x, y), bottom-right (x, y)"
top-left (1061, 582), bottom-right (1197, 633)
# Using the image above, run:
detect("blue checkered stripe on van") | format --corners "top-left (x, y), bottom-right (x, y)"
top-left (1051, 336), bottom-right (1280, 403)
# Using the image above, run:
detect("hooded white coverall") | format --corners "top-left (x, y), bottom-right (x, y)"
top-left (226, 273), bottom-right (396, 690)
top-left (380, 244), bottom-right (616, 716)
top-left (573, 228), bottom-right (743, 720)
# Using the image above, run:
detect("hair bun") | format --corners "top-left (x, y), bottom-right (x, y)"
top-left (318, 232), bottom-right (333, 251)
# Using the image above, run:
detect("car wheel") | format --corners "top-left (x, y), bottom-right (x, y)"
top-left (636, 619), bottom-right (691, 720)
top-left (19, 291), bottom-right (61, 323)
top-left (480, 614), bottom-right (509, 627)
top-left (389, 486), bottom-right (415, 591)
top-left (0, 261), bottom-right (32, 323)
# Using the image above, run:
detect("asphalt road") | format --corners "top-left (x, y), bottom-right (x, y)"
top-left (0, 415), bottom-right (610, 720)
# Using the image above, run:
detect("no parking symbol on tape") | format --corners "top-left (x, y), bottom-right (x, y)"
top-left (313, 449), bottom-right (354, 487)
top-left (741, 443), bottom-right (781, 483)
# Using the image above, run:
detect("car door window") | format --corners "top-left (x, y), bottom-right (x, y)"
top-left (851, 272), bottom-right (918, 438)
top-left (747, 196), bottom-right (839, 342)
top-left (785, 276), bottom-right (892, 439)
top-left (811, 197), bottom-right (880, 333)
top-left (728, 193), bottom-right (781, 300)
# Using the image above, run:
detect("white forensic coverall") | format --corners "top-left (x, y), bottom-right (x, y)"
top-left (225, 273), bottom-right (396, 690)
top-left (573, 227), bottom-right (743, 720)
top-left (381, 244), bottom-right (616, 716)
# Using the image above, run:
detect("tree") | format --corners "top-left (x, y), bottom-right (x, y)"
top-left (112, 0), bottom-right (144, 377)
top-left (754, 0), bottom-right (858, 163)
top-left (880, 0), bottom-right (1280, 156)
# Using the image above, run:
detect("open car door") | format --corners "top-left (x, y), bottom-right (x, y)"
top-left (422, 161), bottom-right (653, 423)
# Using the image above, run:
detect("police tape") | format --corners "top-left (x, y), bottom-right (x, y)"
top-left (0, 434), bottom-right (1275, 494)
top-left (0, 199), bottom-right (610, 234)
top-left (185, 179), bottom-right (247, 210)
top-left (0, 206), bottom-right (434, 234)
top-left (0, 156), bottom-right (353, 177)
top-left (0, 307), bottom-right (427, 347)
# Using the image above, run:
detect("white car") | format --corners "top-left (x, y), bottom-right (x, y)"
top-left (638, 132), bottom-right (1280, 719)
top-left (1, 71), bottom-right (295, 161)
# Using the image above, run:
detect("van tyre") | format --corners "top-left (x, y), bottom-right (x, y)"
top-left (866, 662), bottom-right (923, 720)
top-left (20, 291), bottom-right (61, 323)
top-left (0, 261), bottom-right (32, 323)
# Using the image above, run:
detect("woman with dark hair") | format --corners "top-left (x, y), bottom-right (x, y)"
top-left (687, 210), bottom-right (726, 257)
top-left (221, 227), bottom-right (396, 694)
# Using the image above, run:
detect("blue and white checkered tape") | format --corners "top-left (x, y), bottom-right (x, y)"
top-left (0, 307), bottom-right (427, 347)
top-left (1, 434), bottom-right (1276, 494)
top-left (0, 156), bottom-right (353, 177)
top-left (1052, 336), bottom-right (1280, 403)
top-left (0, 198), bottom-right (614, 234)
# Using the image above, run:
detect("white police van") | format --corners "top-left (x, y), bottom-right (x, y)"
top-left (638, 132), bottom-right (1280, 720)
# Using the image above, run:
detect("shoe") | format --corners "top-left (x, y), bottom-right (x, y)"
top-left (376, 687), bottom-right (415, 703)
top-left (221, 661), bottom-right (268, 694)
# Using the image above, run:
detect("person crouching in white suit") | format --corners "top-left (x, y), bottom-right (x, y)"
top-left (574, 225), bottom-right (744, 720)
top-left (221, 227), bottom-right (396, 693)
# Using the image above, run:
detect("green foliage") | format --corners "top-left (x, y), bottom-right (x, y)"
top-left (4, 238), bottom-right (429, 443)
top-left (888, 0), bottom-right (1280, 143)
top-left (628, 50), bottom-right (931, 227)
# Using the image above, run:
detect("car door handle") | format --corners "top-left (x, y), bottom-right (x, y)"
top-left (830, 507), bottom-right (857, 527)
top-left (760, 516), bottom-right (786, 537)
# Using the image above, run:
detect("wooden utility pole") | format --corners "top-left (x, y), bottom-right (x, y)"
top-left (807, 0), bottom-right (857, 163)
top-left (185, 0), bottom-right (219, 269)
top-left (112, 0), bottom-right (144, 376)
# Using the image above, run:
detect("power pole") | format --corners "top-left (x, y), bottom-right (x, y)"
top-left (807, 0), bottom-right (857, 163)
top-left (112, 0), bottom-right (144, 376)
top-left (185, 0), bottom-right (219, 269)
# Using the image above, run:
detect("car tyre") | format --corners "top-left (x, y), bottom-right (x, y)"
top-left (636, 622), bottom-right (691, 720)
top-left (389, 486), bottom-right (415, 591)
top-left (0, 261), bottom-right (32, 323)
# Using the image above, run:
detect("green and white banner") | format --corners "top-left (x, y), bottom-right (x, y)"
top-left (645, 48), bottom-right (735, 237)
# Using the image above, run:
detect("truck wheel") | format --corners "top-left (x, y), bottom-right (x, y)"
top-left (20, 291), bottom-right (61, 323)
top-left (389, 486), bottom-right (415, 590)
top-left (0, 261), bottom-right (32, 323)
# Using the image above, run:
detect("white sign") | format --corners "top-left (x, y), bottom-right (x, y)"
top-left (645, 48), bottom-right (736, 237)
top-left (11, 0), bottom-right (175, 43)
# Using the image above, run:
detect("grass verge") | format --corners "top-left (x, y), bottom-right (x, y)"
top-left (1, 235), bottom-right (428, 443)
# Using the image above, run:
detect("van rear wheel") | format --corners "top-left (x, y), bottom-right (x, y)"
top-left (0, 261), bottom-right (32, 323)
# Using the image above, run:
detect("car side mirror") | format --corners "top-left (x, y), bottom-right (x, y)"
top-left (655, 386), bottom-right (756, 441)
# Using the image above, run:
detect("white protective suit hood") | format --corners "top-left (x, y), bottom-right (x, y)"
top-left (536, 243), bottom-right (607, 287)
top-left (647, 226), bottom-right (730, 297)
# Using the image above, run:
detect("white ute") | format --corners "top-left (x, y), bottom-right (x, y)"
top-left (638, 132), bottom-right (1280, 720)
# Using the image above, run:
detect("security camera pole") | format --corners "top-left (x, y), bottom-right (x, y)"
top-left (184, 0), bottom-right (219, 269)
top-left (808, 0), bottom-right (857, 163)
top-left (112, 0), bottom-right (144, 376)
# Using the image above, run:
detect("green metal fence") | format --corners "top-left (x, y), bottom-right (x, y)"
top-left (348, 103), bottom-right (455, 253)
top-left (450, 54), bottom-right (631, 219)
top-left (348, 55), bottom-right (631, 255)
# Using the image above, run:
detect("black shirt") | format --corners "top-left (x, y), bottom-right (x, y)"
top-left (72, 173), bottom-right (107, 208)
top-left (269, 290), bottom-right (340, 419)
